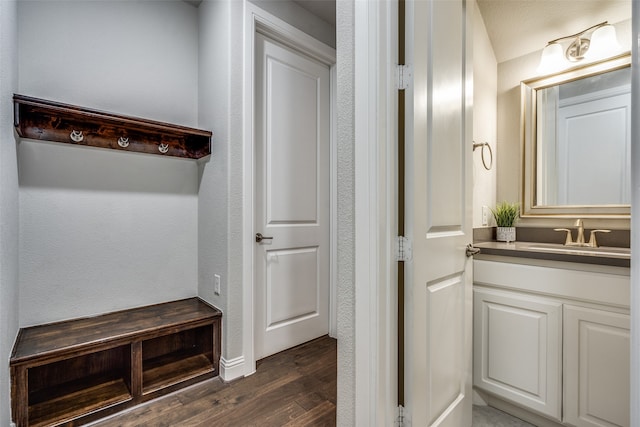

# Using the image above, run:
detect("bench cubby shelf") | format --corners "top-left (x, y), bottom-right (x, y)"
top-left (13, 94), bottom-right (212, 159)
top-left (10, 298), bottom-right (221, 427)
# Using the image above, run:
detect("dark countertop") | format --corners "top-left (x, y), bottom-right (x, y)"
top-left (473, 241), bottom-right (630, 268)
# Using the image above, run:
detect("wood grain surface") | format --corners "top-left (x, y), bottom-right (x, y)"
top-left (92, 335), bottom-right (337, 427)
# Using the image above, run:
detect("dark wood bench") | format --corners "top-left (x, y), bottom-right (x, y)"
top-left (10, 297), bottom-right (221, 427)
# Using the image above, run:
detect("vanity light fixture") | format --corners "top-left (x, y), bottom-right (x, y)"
top-left (537, 21), bottom-right (621, 75)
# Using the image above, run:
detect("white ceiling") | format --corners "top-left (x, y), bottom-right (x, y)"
top-left (287, 1), bottom-right (631, 64)
top-left (477, 0), bottom-right (631, 63)
top-left (185, 0), bottom-right (629, 65)
top-left (182, 0), bottom-right (336, 26)
top-left (293, 0), bottom-right (336, 26)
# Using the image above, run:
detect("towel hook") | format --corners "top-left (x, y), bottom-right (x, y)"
top-left (473, 141), bottom-right (493, 171)
top-left (70, 130), bottom-right (84, 143)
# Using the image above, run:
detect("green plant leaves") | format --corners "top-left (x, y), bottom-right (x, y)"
top-left (491, 201), bottom-right (519, 227)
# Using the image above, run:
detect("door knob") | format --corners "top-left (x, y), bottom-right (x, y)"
top-left (255, 233), bottom-right (274, 243)
top-left (466, 244), bottom-right (480, 257)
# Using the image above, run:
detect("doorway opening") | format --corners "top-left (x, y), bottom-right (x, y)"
top-left (243, 3), bottom-right (337, 372)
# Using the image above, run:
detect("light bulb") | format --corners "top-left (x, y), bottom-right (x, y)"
top-left (585, 24), bottom-right (621, 60)
top-left (537, 43), bottom-right (565, 75)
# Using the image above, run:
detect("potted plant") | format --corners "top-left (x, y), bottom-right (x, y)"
top-left (491, 201), bottom-right (519, 242)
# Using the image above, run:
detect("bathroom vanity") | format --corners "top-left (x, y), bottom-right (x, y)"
top-left (472, 242), bottom-right (630, 427)
top-left (472, 10), bottom-right (632, 427)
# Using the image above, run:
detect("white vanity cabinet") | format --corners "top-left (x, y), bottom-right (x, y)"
top-left (473, 258), bottom-right (630, 427)
top-left (563, 305), bottom-right (630, 427)
top-left (474, 287), bottom-right (562, 419)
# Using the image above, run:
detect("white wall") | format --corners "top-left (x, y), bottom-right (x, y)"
top-left (496, 51), bottom-right (536, 214)
top-left (18, 1), bottom-right (199, 127)
top-left (17, 0), bottom-right (201, 326)
top-left (198, 0), bottom-right (245, 370)
top-left (0, 0), bottom-right (20, 423)
top-left (472, 2), bottom-right (497, 228)
top-left (496, 19), bottom-right (631, 229)
top-left (336, 0), bottom-right (356, 424)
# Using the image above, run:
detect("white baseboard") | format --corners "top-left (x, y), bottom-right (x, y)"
top-left (219, 355), bottom-right (247, 382)
top-left (482, 392), bottom-right (565, 427)
top-left (472, 389), bottom-right (488, 406)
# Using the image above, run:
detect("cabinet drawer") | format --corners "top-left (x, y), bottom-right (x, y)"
top-left (474, 259), bottom-right (629, 308)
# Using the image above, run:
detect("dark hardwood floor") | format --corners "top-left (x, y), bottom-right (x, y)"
top-left (90, 336), bottom-right (337, 427)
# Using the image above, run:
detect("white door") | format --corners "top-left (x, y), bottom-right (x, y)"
top-left (557, 88), bottom-right (631, 205)
top-left (405, 0), bottom-right (473, 425)
top-left (254, 33), bottom-right (330, 360)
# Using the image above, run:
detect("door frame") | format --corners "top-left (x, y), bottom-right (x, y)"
top-left (631, 2), bottom-right (640, 426)
top-left (242, 2), bottom-right (337, 376)
top-left (349, 0), bottom-right (399, 424)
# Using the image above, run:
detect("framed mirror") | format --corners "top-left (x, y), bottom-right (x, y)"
top-left (521, 53), bottom-right (631, 218)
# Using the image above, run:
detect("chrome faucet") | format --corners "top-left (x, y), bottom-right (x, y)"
top-left (554, 219), bottom-right (610, 248)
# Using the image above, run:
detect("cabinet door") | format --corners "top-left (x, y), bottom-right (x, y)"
top-left (474, 288), bottom-right (562, 420)
top-left (564, 305), bottom-right (630, 427)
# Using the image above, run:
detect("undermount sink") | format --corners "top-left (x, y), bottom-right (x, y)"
top-left (521, 243), bottom-right (630, 259)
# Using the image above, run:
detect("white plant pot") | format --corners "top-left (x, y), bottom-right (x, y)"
top-left (496, 226), bottom-right (516, 242)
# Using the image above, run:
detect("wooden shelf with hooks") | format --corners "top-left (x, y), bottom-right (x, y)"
top-left (13, 94), bottom-right (212, 159)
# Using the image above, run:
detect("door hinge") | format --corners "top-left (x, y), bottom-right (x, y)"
top-left (396, 405), bottom-right (407, 427)
top-left (396, 64), bottom-right (412, 90)
top-left (396, 236), bottom-right (412, 262)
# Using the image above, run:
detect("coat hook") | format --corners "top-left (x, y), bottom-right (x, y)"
top-left (117, 137), bottom-right (129, 148)
top-left (158, 143), bottom-right (169, 154)
top-left (70, 130), bottom-right (84, 142)
top-left (472, 141), bottom-right (493, 171)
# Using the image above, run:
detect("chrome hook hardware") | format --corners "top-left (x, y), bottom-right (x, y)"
top-left (117, 137), bottom-right (129, 148)
top-left (466, 244), bottom-right (481, 257)
top-left (70, 130), bottom-right (84, 142)
top-left (158, 143), bottom-right (169, 154)
top-left (255, 233), bottom-right (274, 243)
